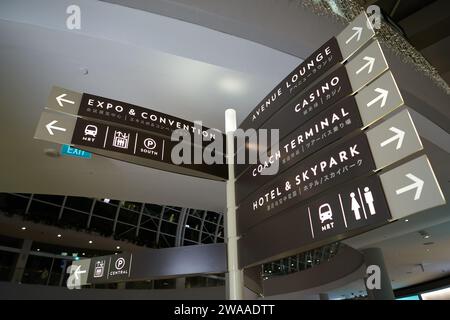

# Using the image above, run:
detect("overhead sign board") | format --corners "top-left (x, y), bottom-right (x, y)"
top-left (235, 69), bottom-right (405, 179)
top-left (237, 133), bottom-right (376, 234)
top-left (380, 155), bottom-right (446, 220)
top-left (236, 108), bottom-right (425, 234)
top-left (46, 86), bottom-right (224, 148)
top-left (238, 175), bottom-right (391, 268)
top-left (256, 40), bottom-right (388, 140)
top-left (235, 96), bottom-right (364, 203)
top-left (239, 12), bottom-right (375, 132)
top-left (88, 253), bottom-right (133, 284)
top-left (34, 110), bottom-right (228, 180)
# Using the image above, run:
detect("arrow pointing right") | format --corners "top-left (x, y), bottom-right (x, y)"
top-left (380, 127), bottom-right (405, 150)
top-left (46, 120), bottom-right (67, 136)
top-left (345, 26), bottom-right (363, 44)
top-left (396, 173), bottom-right (424, 200)
top-left (367, 88), bottom-right (388, 108)
top-left (356, 56), bottom-right (375, 75)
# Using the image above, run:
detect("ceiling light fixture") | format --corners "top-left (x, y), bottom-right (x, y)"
top-left (57, 234), bottom-right (62, 238)
top-left (116, 246), bottom-right (120, 250)
top-left (21, 227), bottom-right (26, 230)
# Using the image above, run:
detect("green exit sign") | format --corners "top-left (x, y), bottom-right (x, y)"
top-left (60, 145), bottom-right (92, 159)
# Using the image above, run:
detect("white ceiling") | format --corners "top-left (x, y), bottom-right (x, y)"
top-left (0, 0), bottom-right (300, 211)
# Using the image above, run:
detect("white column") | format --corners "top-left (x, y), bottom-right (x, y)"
top-left (224, 108), bottom-right (244, 300)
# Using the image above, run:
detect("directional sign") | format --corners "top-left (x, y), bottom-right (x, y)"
top-left (235, 70), bottom-right (403, 180)
top-left (380, 155), bottom-right (446, 220)
top-left (345, 41), bottom-right (389, 93)
top-left (236, 133), bottom-right (376, 235)
top-left (336, 12), bottom-right (376, 62)
top-left (255, 40), bottom-right (388, 142)
top-left (68, 258), bottom-right (91, 287)
top-left (239, 12), bottom-right (375, 132)
top-left (355, 71), bottom-right (404, 127)
top-left (366, 109), bottom-right (423, 169)
top-left (238, 175), bottom-right (391, 268)
top-left (34, 111), bottom-right (77, 145)
top-left (34, 110), bottom-right (228, 180)
top-left (46, 86), bottom-right (224, 148)
top-left (235, 96), bottom-right (364, 203)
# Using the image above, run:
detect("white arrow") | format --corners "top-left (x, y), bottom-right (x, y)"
top-left (367, 88), bottom-right (389, 108)
top-left (46, 120), bottom-right (67, 135)
top-left (56, 93), bottom-right (75, 107)
top-left (380, 127), bottom-right (405, 150)
top-left (396, 173), bottom-right (424, 200)
top-left (356, 56), bottom-right (375, 75)
top-left (74, 265), bottom-right (87, 280)
top-left (345, 26), bottom-right (363, 44)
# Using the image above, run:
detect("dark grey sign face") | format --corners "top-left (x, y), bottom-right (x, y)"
top-left (83, 243), bottom-right (226, 283)
top-left (236, 96), bottom-right (364, 203)
top-left (72, 118), bottom-right (165, 161)
top-left (258, 66), bottom-right (353, 139)
top-left (46, 86), bottom-right (224, 148)
top-left (336, 12), bottom-right (375, 61)
top-left (238, 175), bottom-right (391, 268)
top-left (237, 133), bottom-right (376, 235)
top-left (380, 155), bottom-right (446, 220)
top-left (366, 109), bottom-right (423, 170)
top-left (71, 118), bottom-right (228, 179)
top-left (239, 37), bottom-right (343, 132)
top-left (34, 110), bottom-right (77, 145)
top-left (355, 71), bottom-right (404, 127)
top-left (34, 111), bottom-right (227, 180)
top-left (345, 40), bottom-right (389, 93)
top-left (88, 253), bottom-right (132, 283)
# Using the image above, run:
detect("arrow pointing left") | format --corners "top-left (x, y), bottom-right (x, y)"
top-left (56, 93), bottom-right (75, 107)
top-left (380, 127), bottom-right (405, 150)
top-left (74, 265), bottom-right (87, 280)
top-left (46, 120), bottom-right (67, 135)
top-left (356, 56), bottom-right (375, 75)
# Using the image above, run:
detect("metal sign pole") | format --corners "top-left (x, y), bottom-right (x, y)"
top-left (225, 108), bottom-right (244, 300)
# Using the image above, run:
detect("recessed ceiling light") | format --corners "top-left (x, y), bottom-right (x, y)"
top-left (116, 246), bottom-right (120, 250)
top-left (37, 249), bottom-right (40, 252)
top-left (424, 235), bottom-right (430, 239)
top-left (21, 227), bottom-right (26, 230)
top-left (57, 234), bottom-right (62, 238)
top-left (82, 253), bottom-right (85, 256)
top-left (89, 240), bottom-right (93, 244)
top-left (405, 219), bottom-right (409, 222)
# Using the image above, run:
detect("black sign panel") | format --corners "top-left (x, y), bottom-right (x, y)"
top-left (235, 66), bottom-right (353, 177)
top-left (235, 96), bottom-right (363, 203)
top-left (238, 175), bottom-right (391, 268)
top-left (78, 93), bottom-right (224, 148)
top-left (236, 133), bottom-right (375, 235)
top-left (239, 37), bottom-right (343, 131)
top-left (71, 118), bottom-right (228, 180)
top-left (259, 65), bottom-right (353, 137)
top-left (88, 253), bottom-right (132, 284)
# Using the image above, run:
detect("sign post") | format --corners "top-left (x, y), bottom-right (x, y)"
top-left (225, 108), bottom-right (244, 299)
